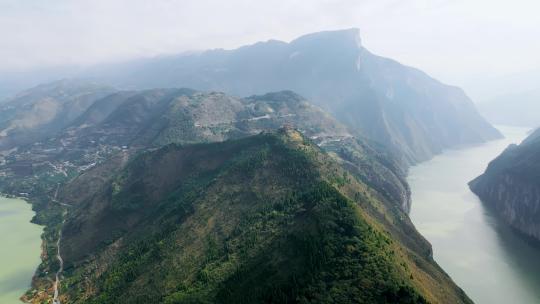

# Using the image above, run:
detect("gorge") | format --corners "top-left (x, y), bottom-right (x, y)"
top-left (0, 29), bottom-right (524, 304)
top-left (409, 126), bottom-right (540, 303)
top-left (470, 128), bottom-right (540, 242)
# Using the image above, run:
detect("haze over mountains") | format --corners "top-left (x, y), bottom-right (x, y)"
top-left (0, 29), bottom-right (501, 165)
top-left (0, 80), bottom-right (115, 150)
top-left (0, 82), bottom-right (472, 303)
top-left (80, 28), bottom-right (501, 164)
top-left (0, 28), bottom-right (506, 304)
top-left (0, 82), bottom-right (410, 211)
top-left (477, 89), bottom-right (540, 127)
top-left (3, 0), bottom-right (540, 302)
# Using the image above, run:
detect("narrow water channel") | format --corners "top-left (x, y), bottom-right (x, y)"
top-left (0, 196), bottom-right (42, 304)
top-left (409, 126), bottom-right (540, 304)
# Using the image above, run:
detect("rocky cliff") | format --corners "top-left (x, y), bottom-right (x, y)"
top-left (54, 130), bottom-right (471, 303)
top-left (470, 128), bottom-right (540, 241)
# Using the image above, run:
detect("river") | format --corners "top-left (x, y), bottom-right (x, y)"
top-left (1, 126), bottom-right (539, 304)
top-left (0, 196), bottom-right (42, 304)
top-left (409, 126), bottom-right (540, 304)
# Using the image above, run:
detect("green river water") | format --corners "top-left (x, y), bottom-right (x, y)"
top-left (409, 126), bottom-right (540, 304)
top-left (0, 196), bottom-right (42, 304)
top-left (1, 126), bottom-right (539, 303)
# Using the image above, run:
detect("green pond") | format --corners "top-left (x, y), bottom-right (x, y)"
top-left (0, 196), bottom-right (42, 304)
top-left (409, 126), bottom-right (540, 304)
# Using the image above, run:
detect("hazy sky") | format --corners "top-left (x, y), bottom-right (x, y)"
top-left (2, 0), bottom-right (539, 100)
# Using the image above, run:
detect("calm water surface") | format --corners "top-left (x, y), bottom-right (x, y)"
top-left (409, 126), bottom-right (540, 304)
top-left (0, 196), bottom-right (42, 304)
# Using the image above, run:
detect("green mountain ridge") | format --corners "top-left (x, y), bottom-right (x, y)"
top-left (0, 82), bottom-right (472, 303)
top-left (53, 129), bottom-right (470, 303)
top-left (0, 86), bottom-right (410, 215)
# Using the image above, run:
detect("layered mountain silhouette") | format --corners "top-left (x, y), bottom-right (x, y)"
top-left (0, 82), bottom-right (474, 303)
top-left (0, 79), bottom-right (114, 149)
top-left (0, 29), bottom-right (500, 303)
top-left (86, 28), bottom-right (501, 163)
top-left (56, 129), bottom-right (471, 303)
top-left (0, 84), bottom-right (409, 214)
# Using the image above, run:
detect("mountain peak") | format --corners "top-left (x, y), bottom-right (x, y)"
top-left (290, 28), bottom-right (362, 48)
top-left (247, 90), bottom-right (305, 103)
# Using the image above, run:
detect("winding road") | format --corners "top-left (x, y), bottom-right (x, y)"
top-left (52, 214), bottom-right (65, 304)
top-left (52, 184), bottom-right (70, 304)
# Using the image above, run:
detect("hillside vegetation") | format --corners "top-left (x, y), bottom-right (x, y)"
top-left (0, 82), bottom-right (472, 303)
top-left (51, 129), bottom-right (471, 304)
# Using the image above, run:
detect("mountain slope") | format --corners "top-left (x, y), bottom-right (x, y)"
top-left (52, 129), bottom-right (470, 304)
top-left (88, 28), bottom-right (501, 163)
top-left (60, 88), bottom-right (348, 147)
top-left (470, 128), bottom-right (540, 241)
top-left (0, 85), bottom-right (468, 302)
top-left (0, 87), bottom-right (411, 219)
top-left (0, 79), bottom-right (115, 150)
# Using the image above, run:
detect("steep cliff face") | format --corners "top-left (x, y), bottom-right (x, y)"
top-left (470, 128), bottom-right (540, 241)
top-left (87, 28), bottom-right (501, 164)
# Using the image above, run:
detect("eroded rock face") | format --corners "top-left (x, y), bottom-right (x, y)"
top-left (470, 129), bottom-right (540, 241)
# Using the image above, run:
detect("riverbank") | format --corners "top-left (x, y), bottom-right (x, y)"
top-left (0, 196), bottom-right (43, 304)
top-left (409, 126), bottom-right (540, 303)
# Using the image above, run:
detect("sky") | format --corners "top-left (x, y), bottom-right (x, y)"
top-left (1, 0), bottom-right (539, 101)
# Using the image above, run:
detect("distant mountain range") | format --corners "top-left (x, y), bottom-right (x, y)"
top-left (470, 128), bottom-right (540, 242)
top-left (0, 82), bottom-right (410, 213)
top-left (0, 28), bottom-right (501, 303)
top-left (0, 29), bottom-right (501, 164)
top-left (80, 28), bottom-right (501, 163)
top-left (0, 82), bottom-right (474, 303)
top-left (0, 80), bottom-right (115, 150)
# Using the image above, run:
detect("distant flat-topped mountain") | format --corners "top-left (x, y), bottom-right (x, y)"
top-left (470, 128), bottom-right (540, 241)
top-left (86, 28), bottom-right (501, 163)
